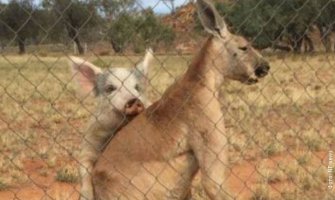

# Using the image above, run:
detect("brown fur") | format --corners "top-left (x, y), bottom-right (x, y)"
top-left (92, 1), bottom-right (270, 199)
top-left (93, 38), bottom-right (229, 200)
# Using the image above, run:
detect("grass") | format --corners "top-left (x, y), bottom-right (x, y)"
top-left (250, 184), bottom-right (270, 200)
top-left (262, 142), bottom-right (284, 157)
top-left (296, 152), bottom-right (312, 166)
top-left (0, 53), bottom-right (335, 199)
top-left (0, 179), bottom-right (9, 191)
top-left (257, 163), bottom-right (286, 184)
top-left (56, 165), bottom-right (80, 183)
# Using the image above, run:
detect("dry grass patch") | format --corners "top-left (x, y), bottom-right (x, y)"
top-left (250, 184), bottom-right (271, 200)
top-left (0, 178), bottom-right (9, 191)
top-left (56, 165), bottom-right (79, 183)
top-left (0, 53), bottom-right (334, 199)
top-left (257, 164), bottom-right (286, 184)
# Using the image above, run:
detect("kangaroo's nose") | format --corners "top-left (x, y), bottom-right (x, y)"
top-left (255, 63), bottom-right (270, 78)
top-left (124, 98), bottom-right (144, 116)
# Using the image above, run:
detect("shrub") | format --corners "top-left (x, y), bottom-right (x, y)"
top-left (109, 14), bottom-right (137, 53)
top-left (109, 9), bottom-right (175, 53)
top-left (136, 10), bottom-right (175, 51)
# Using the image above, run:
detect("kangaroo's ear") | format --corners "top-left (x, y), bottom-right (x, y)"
top-left (69, 56), bottom-right (102, 95)
top-left (197, 0), bottom-right (227, 37)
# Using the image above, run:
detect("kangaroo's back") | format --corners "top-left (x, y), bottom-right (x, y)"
top-left (92, 0), bottom-right (270, 199)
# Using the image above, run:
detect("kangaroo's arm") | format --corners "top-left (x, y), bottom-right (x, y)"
top-left (189, 122), bottom-right (230, 200)
top-left (187, 91), bottom-right (231, 200)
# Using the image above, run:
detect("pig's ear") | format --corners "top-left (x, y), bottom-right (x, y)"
top-left (69, 56), bottom-right (102, 95)
top-left (133, 48), bottom-right (154, 91)
top-left (134, 48), bottom-right (154, 80)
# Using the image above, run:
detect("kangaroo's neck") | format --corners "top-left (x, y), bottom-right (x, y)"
top-left (148, 37), bottom-right (224, 120)
top-left (185, 36), bottom-right (223, 92)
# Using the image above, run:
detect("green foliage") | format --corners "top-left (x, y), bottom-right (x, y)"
top-left (215, 0), bottom-right (285, 49)
top-left (97, 0), bottom-right (136, 19)
top-left (35, 8), bottom-right (67, 43)
top-left (43, 0), bottom-right (101, 54)
top-left (109, 14), bottom-right (136, 53)
top-left (136, 10), bottom-right (175, 51)
top-left (315, 0), bottom-right (335, 27)
top-left (1, 0), bottom-right (335, 53)
top-left (109, 9), bottom-right (175, 53)
top-left (0, 0), bottom-right (39, 53)
top-left (195, 0), bottom-right (332, 51)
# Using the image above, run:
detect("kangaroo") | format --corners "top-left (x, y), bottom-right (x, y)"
top-left (92, 0), bottom-right (270, 199)
top-left (70, 49), bottom-right (154, 200)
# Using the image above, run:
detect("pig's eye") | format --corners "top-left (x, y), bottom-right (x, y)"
top-left (105, 85), bottom-right (116, 93)
top-left (135, 84), bottom-right (141, 91)
top-left (238, 46), bottom-right (248, 51)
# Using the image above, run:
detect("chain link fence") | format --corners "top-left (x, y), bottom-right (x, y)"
top-left (0, 0), bottom-right (335, 199)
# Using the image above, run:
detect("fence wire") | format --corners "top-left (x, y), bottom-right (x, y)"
top-left (0, 0), bottom-right (335, 200)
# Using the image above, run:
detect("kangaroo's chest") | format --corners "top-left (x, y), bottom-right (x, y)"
top-left (121, 151), bottom-right (198, 200)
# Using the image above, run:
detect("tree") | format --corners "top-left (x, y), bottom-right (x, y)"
top-left (215, 0), bottom-right (279, 49)
top-left (0, 3), bottom-right (7, 51)
top-left (136, 9), bottom-right (175, 50)
top-left (43, 0), bottom-right (99, 54)
top-left (279, 0), bottom-right (317, 52)
top-left (108, 9), bottom-right (175, 53)
top-left (214, 0), bottom-right (318, 52)
top-left (0, 0), bottom-right (39, 54)
top-left (316, 0), bottom-right (335, 52)
top-left (108, 13), bottom-right (136, 52)
top-left (97, 0), bottom-right (136, 20)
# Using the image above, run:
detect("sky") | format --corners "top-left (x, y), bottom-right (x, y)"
top-left (139, 0), bottom-right (190, 14)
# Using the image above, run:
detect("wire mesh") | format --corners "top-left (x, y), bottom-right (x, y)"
top-left (0, 0), bottom-right (335, 199)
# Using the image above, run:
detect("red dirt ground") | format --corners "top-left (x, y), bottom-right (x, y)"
top-left (0, 159), bottom-right (79, 200)
top-left (0, 151), bottom-right (328, 200)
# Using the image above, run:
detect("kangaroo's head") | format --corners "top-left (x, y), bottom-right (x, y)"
top-left (197, 0), bottom-right (270, 84)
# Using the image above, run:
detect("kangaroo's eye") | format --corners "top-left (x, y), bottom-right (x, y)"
top-left (135, 84), bottom-right (141, 91)
top-left (105, 85), bottom-right (116, 93)
top-left (238, 46), bottom-right (248, 51)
